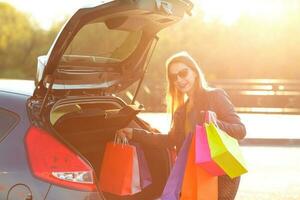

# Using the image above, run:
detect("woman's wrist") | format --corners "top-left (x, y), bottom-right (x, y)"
top-left (127, 129), bottom-right (133, 140)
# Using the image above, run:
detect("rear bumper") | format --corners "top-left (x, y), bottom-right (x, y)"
top-left (44, 185), bottom-right (103, 200)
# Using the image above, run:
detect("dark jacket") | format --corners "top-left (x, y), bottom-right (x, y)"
top-left (133, 88), bottom-right (245, 200)
top-left (133, 88), bottom-right (246, 150)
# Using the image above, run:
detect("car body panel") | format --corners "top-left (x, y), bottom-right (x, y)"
top-left (45, 185), bottom-right (103, 200)
top-left (0, 91), bottom-right (50, 200)
top-left (0, 82), bottom-right (171, 199)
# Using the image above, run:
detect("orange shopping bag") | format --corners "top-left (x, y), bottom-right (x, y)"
top-left (181, 133), bottom-right (218, 200)
top-left (99, 141), bottom-right (138, 196)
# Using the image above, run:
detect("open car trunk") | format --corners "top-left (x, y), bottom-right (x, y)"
top-left (48, 97), bottom-right (171, 199)
top-left (26, 0), bottom-right (194, 198)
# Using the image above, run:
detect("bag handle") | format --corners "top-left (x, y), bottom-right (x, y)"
top-left (204, 111), bottom-right (219, 128)
top-left (114, 134), bottom-right (129, 147)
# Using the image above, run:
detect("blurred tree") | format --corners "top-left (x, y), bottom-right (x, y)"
top-left (0, 2), bottom-right (62, 79)
top-left (1, 2), bottom-right (300, 112)
top-left (0, 3), bottom-right (32, 78)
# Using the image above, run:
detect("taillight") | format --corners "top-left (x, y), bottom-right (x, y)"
top-left (25, 126), bottom-right (96, 191)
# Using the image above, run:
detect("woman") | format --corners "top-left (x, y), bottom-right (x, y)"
top-left (117, 51), bottom-right (246, 200)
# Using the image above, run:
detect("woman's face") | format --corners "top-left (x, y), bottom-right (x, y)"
top-left (169, 62), bottom-right (197, 94)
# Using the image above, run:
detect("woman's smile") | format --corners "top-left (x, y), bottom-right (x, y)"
top-left (169, 62), bottom-right (197, 94)
top-left (176, 80), bottom-right (190, 91)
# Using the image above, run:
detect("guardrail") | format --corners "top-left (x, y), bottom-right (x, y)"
top-left (239, 138), bottom-right (300, 147)
top-left (210, 79), bottom-right (300, 114)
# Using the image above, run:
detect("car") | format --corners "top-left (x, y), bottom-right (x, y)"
top-left (0, 0), bottom-right (193, 199)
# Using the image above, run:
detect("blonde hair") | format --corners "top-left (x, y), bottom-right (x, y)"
top-left (166, 51), bottom-right (210, 121)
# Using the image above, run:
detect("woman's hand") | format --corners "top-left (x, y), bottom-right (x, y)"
top-left (206, 110), bottom-right (217, 124)
top-left (116, 128), bottom-right (133, 140)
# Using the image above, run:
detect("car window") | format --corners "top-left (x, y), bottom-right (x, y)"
top-left (0, 108), bottom-right (19, 142)
top-left (61, 22), bottom-right (143, 64)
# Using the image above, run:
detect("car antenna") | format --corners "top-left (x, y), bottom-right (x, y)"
top-left (131, 36), bottom-right (159, 105)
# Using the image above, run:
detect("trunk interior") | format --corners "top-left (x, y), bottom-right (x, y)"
top-left (48, 96), bottom-right (171, 200)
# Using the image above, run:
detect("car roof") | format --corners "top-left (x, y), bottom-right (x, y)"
top-left (0, 80), bottom-right (35, 96)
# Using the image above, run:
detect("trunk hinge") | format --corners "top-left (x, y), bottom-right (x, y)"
top-left (131, 36), bottom-right (159, 105)
top-left (39, 76), bottom-right (55, 116)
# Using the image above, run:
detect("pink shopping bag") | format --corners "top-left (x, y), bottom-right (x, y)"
top-left (195, 124), bottom-right (225, 176)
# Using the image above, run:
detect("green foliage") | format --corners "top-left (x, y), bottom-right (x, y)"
top-left (0, 2), bottom-right (62, 79)
top-left (1, 2), bottom-right (300, 111)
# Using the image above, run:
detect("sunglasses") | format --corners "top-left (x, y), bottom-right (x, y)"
top-left (169, 68), bottom-right (190, 82)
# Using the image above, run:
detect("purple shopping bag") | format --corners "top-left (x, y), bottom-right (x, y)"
top-left (131, 143), bottom-right (152, 189)
top-left (161, 132), bottom-right (193, 200)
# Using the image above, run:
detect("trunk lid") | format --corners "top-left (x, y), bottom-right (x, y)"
top-left (34, 0), bottom-right (193, 97)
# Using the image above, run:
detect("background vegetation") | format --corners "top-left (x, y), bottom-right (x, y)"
top-left (1, 2), bottom-right (300, 111)
top-left (0, 3), bottom-right (61, 78)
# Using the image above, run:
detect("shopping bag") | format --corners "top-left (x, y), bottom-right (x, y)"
top-left (195, 124), bottom-right (225, 176)
top-left (131, 145), bottom-right (142, 194)
top-left (181, 133), bottom-right (218, 200)
top-left (161, 132), bottom-right (193, 200)
top-left (205, 122), bottom-right (248, 179)
top-left (131, 142), bottom-right (152, 189)
top-left (99, 141), bottom-right (141, 195)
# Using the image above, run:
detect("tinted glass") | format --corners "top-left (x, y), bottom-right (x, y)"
top-left (0, 108), bottom-right (19, 142)
top-left (61, 22), bottom-right (142, 64)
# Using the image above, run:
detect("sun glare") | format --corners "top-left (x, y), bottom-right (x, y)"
top-left (1, 0), bottom-right (84, 29)
top-left (197, 0), bottom-right (298, 25)
top-left (5, 0), bottom-right (299, 28)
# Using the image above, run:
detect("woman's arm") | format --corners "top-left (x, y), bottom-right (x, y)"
top-left (118, 111), bottom-right (182, 148)
top-left (214, 89), bottom-right (247, 140)
top-left (131, 127), bottom-right (177, 148)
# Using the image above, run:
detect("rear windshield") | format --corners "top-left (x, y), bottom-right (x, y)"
top-left (61, 22), bottom-right (142, 65)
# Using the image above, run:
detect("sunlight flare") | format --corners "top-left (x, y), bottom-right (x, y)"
top-left (198, 0), bottom-right (299, 25)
